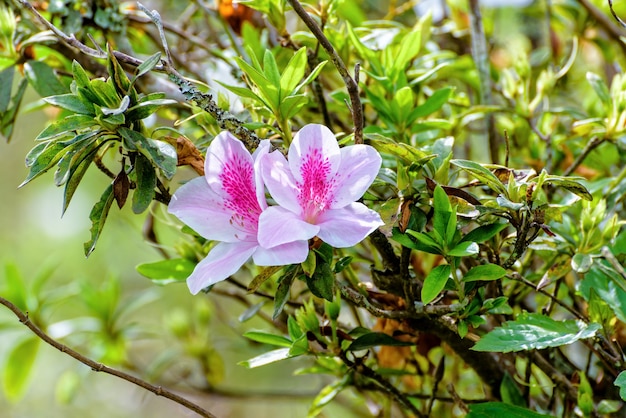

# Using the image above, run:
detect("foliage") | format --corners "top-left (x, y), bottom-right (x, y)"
top-left (2, 0), bottom-right (626, 417)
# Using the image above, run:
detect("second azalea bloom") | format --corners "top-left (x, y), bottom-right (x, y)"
top-left (168, 132), bottom-right (308, 294)
top-left (258, 124), bottom-right (384, 249)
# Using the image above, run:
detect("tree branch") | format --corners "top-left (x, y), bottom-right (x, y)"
top-left (0, 295), bottom-right (216, 418)
top-left (285, 0), bottom-right (364, 144)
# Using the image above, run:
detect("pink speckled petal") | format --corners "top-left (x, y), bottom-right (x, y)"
top-left (289, 124), bottom-right (341, 184)
top-left (168, 177), bottom-right (242, 242)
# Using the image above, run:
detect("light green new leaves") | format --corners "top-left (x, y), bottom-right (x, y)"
top-left (468, 402), bottom-right (552, 418)
top-left (614, 371), bottom-right (626, 401)
top-left (226, 47), bottom-right (326, 123)
top-left (472, 313), bottom-right (600, 352)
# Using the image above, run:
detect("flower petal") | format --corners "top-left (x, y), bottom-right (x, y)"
top-left (168, 177), bottom-right (241, 242)
top-left (252, 140), bottom-right (272, 210)
top-left (205, 131), bottom-right (262, 235)
top-left (253, 240), bottom-right (309, 265)
top-left (187, 241), bottom-right (257, 294)
top-left (331, 144), bottom-right (382, 208)
top-left (289, 124), bottom-right (341, 184)
top-left (260, 150), bottom-right (301, 213)
top-left (316, 202), bottom-right (384, 247)
top-left (257, 206), bottom-right (319, 248)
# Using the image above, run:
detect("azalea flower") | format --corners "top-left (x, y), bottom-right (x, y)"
top-left (258, 124), bottom-right (383, 249)
top-left (168, 132), bottom-right (309, 294)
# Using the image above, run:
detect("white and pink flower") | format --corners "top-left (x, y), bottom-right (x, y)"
top-left (169, 124), bottom-right (383, 294)
top-left (257, 124), bottom-right (383, 250)
top-left (168, 132), bottom-right (308, 294)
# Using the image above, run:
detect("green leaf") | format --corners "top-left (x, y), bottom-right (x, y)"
top-left (391, 26), bottom-right (421, 77)
top-left (4, 263), bottom-right (28, 312)
top-left (448, 241), bottom-right (479, 257)
top-left (2, 337), bottom-right (40, 402)
top-left (243, 331), bottom-right (292, 348)
top-left (273, 266), bottom-right (297, 320)
top-left (406, 230), bottom-right (443, 251)
top-left (44, 93), bottom-right (93, 115)
top-left (347, 332), bottom-right (414, 352)
top-left (334, 256), bottom-right (353, 273)
top-left (586, 72), bottom-right (611, 107)
top-left (84, 184), bottom-right (115, 257)
top-left (538, 176), bottom-right (592, 201)
top-left (24, 61), bottom-right (68, 97)
top-left (130, 52), bottom-right (162, 88)
top-left (125, 98), bottom-right (177, 121)
top-left (36, 115), bottom-right (97, 141)
top-left (248, 265), bottom-right (283, 293)
top-left (472, 313), bottom-right (601, 352)
top-left (238, 347), bottom-right (291, 368)
top-left (614, 371), bottom-right (626, 401)
top-left (263, 49), bottom-right (281, 87)
top-left (501, 373), bottom-right (525, 407)
top-left (63, 144), bottom-right (103, 214)
top-left (72, 60), bottom-right (91, 89)
top-left (307, 375), bottom-right (349, 418)
top-left (1, 76), bottom-right (27, 142)
top-left (571, 253), bottom-right (593, 273)
top-left (451, 159), bottom-right (508, 196)
top-left (463, 264), bottom-right (507, 282)
top-left (0, 66), bottom-right (14, 114)
top-left (307, 261), bottom-right (335, 301)
top-left (294, 60), bottom-right (327, 94)
top-left (132, 154), bottom-right (156, 214)
top-left (412, 87), bottom-right (453, 119)
top-left (239, 302), bottom-right (266, 322)
top-left (280, 47), bottom-right (307, 94)
top-left (578, 372), bottom-right (594, 416)
top-left (53, 132), bottom-right (101, 186)
top-left (235, 56), bottom-right (278, 111)
top-left (422, 264), bottom-right (451, 304)
top-left (136, 258), bottom-right (195, 285)
top-left (20, 141), bottom-right (68, 186)
top-left (118, 128), bottom-right (177, 179)
top-left (367, 134), bottom-right (433, 164)
top-left (279, 94), bottom-right (308, 120)
top-left (467, 402), bottom-right (552, 418)
top-left (579, 266), bottom-right (626, 323)
top-left (462, 222), bottom-right (508, 243)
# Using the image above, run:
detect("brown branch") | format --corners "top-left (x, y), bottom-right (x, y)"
top-left (338, 282), bottom-right (462, 319)
top-left (585, 0), bottom-right (626, 56)
top-left (338, 350), bottom-right (425, 417)
top-left (563, 136), bottom-right (605, 177)
top-left (285, 0), bottom-right (364, 144)
top-left (0, 295), bottom-right (216, 418)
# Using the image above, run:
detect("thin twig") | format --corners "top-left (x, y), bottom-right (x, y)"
top-left (339, 351), bottom-right (425, 418)
top-left (588, 0), bottom-right (626, 56)
top-left (562, 136), bottom-right (604, 176)
top-left (285, 0), bottom-right (364, 144)
top-left (508, 272), bottom-right (586, 320)
top-left (0, 296), bottom-right (216, 418)
top-left (339, 282), bottom-right (462, 319)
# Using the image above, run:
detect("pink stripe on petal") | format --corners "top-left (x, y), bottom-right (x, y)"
top-left (168, 177), bottom-right (241, 242)
top-left (187, 241), bottom-right (257, 294)
top-left (206, 132), bottom-right (262, 236)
